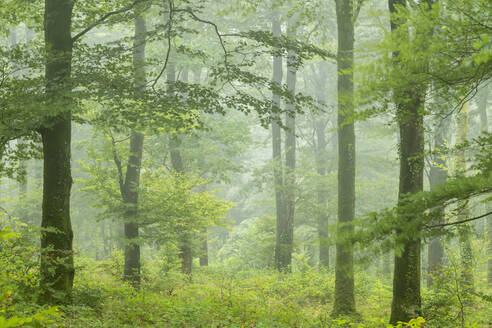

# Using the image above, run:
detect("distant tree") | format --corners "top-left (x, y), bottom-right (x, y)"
top-left (427, 116), bottom-right (448, 287)
top-left (120, 10), bottom-right (147, 289)
top-left (456, 103), bottom-right (473, 292)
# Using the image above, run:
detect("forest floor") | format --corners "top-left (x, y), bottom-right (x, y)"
top-left (9, 255), bottom-right (485, 328)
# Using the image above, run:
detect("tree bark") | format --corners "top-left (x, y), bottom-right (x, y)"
top-left (39, 0), bottom-right (75, 305)
top-left (333, 0), bottom-right (356, 316)
top-left (388, 0), bottom-right (425, 323)
top-left (122, 13), bottom-right (147, 289)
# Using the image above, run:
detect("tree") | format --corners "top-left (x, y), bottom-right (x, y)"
top-left (456, 103), bottom-right (473, 292)
top-left (333, 0), bottom-right (357, 316)
top-left (427, 116), bottom-right (448, 287)
top-left (271, 12), bottom-right (286, 272)
top-left (39, 0), bottom-right (75, 304)
top-left (167, 63), bottom-right (193, 275)
top-left (275, 17), bottom-right (297, 272)
top-left (388, 0), bottom-right (426, 322)
top-left (313, 62), bottom-right (331, 269)
top-left (109, 11), bottom-right (148, 289)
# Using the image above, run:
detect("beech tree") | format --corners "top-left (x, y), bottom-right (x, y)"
top-left (39, 0), bottom-right (75, 304)
top-left (333, 0), bottom-right (359, 316)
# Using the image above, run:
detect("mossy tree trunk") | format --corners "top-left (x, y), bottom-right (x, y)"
top-left (333, 0), bottom-right (356, 316)
top-left (388, 0), bottom-right (425, 323)
top-left (39, 0), bottom-right (75, 305)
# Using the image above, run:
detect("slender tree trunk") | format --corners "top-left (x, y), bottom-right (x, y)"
top-left (190, 67), bottom-right (208, 266)
top-left (122, 13), bottom-right (147, 289)
top-left (333, 0), bottom-right (356, 315)
top-left (427, 118), bottom-right (448, 287)
top-left (276, 20), bottom-right (297, 272)
top-left (388, 0), bottom-right (425, 322)
top-left (122, 130), bottom-right (144, 288)
top-left (167, 64), bottom-right (192, 275)
top-left (271, 15), bottom-right (287, 271)
top-left (39, 0), bottom-right (75, 305)
top-left (315, 63), bottom-right (330, 269)
top-left (169, 134), bottom-right (192, 274)
top-left (456, 103), bottom-right (473, 292)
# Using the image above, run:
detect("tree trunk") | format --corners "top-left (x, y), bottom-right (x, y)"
top-left (315, 62), bottom-right (330, 269)
top-left (427, 118), bottom-right (448, 287)
top-left (122, 130), bottom-right (144, 288)
top-left (388, 0), bottom-right (426, 323)
top-left (169, 134), bottom-right (192, 275)
top-left (122, 13), bottom-right (147, 289)
top-left (333, 0), bottom-right (356, 316)
top-left (271, 15), bottom-right (287, 272)
top-left (191, 68), bottom-right (208, 267)
top-left (456, 103), bottom-right (473, 292)
top-left (167, 63), bottom-right (192, 275)
top-left (276, 20), bottom-right (297, 272)
top-left (39, 0), bottom-right (75, 305)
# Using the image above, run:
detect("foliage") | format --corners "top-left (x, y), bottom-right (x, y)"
top-left (78, 128), bottom-right (233, 259)
top-left (0, 217), bottom-right (59, 327)
top-left (0, 234), bottom-right (485, 328)
top-left (354, 133), bottom-right (492, 255)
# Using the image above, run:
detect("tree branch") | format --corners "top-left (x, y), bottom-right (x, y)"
top-left (72, 0), bottom-right (147, 43)
top-left (426, 210), bottom-right (492, 229)
top-left (151, 0), bottom-right (174, 91)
